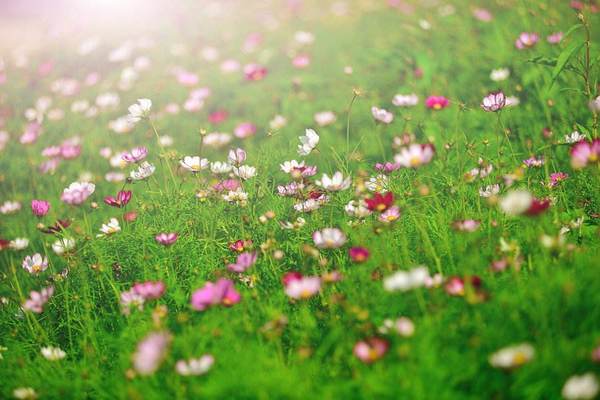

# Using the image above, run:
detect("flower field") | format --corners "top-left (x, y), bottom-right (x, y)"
top-left (1, 0), bottom-right (600, 398)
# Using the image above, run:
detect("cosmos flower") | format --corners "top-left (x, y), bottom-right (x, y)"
top-left (562, 374), bottom-right (600, 400)
top-left (383, 266), bottom-right (431, 292)
top-left (244, 63), bottom-right (268, 81)
top-left (132, 281), bottom-right (166, 300)
top-left (297, 129), bottom-right (320, 156)
top-left (547, 32), bottom-right (563, 44)
top-left (155, 232), bottom-right (178, 246)
top-left (353, 337), bottom-right (389, 363)
top-left (394, 144), bottom-right (435, 168)
top-left (479, 184), bottom-right (500, 198)
top-left (22, 285), bottom-right (54, 313)
top-left (313, 228), bottom-right (347, 249)
top-left (365, 192), bottom-right (394, 212)
top-left (379, 205), bottom-right (401, 223)
top-left (570, 139), bottom-right (600, 169)
top-left (210, 161), bottom-right (233, 174)
top-left (392, 93), bottom-right (418, 107)
top-left (41, 346), bottom-right (66, 361)
top-left (132, 331), bottom-right (171, 376)
top-left (378, 317), bottom-right (415, 337)
top-left (234, 165), bottom-right (257, 180)
top-left (345, 200), bottom-right (372, 218)
top-left (0, 201), bottom-right (21, 214)
top-left (371, 106), bottom-right (394, 124)
top-left (284, 275), bottom-right (321, 299)
top-left (51, 238), bottom-right (75, 255)
top-left (349, 247), bottom-right (370, 263)
top-left (515, 32), bottom-right (539, 49)
top-left (452, 219), bottom-right (481, 232)
top-left (9, 238), bottom-right (29, 250)
top-left (180, 156), bottom-right (209, 172)
top-left (227, 251), bottom-right (257, 273)
top-left (104, 190), bottom-right (132, 208)
top-left (228, 148), bottom-right (247, 165)
top-left (61, 182), bottom-right (95, 205)
top-left (314, 111), bottom-right (336, 126)
top-left (130, 162), bottom-right (156, 180)
top-left (425, 96), bottom-right (449, 110)
top-left (122, 147), bottom-right (148, 163)
top-left (481, 90), bottom-right (506, 112)
top-left (489, 343), bottom-right (534, 369)
top-left (190, 279), bottom-right (241, 311)
top-left (127, 98), bottom-right (152, 123)
top-left (490, 68), bottom-right (510, 82)
top-left (22, 253), bottom-right (48, 274)
top-left (175, 355), bottom-right (215, 376)
top-left (316, 172), bottom-right (351, 191)
top-left (31, 199), bottom-right (49, 217)
top-left (97, 218), bottom-right (121, 237)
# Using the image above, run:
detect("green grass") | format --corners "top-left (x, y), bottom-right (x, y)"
top-left (1, 0), bottom-right (599, 398)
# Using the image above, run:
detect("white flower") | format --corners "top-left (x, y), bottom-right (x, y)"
top-left (12, 387), bottom-right (37, 399)
top-left (489, 343), bottom-right (534, 369)
top-left (202, 132), bottom-right (231, 148)
top-left (383, 266), bottom-right (431, 292)
top-left (175, 355), bottom-right (215, 376)
top-left (130, 162), bottom-right (156, 180)
top-left (392, 94), bottom-right (419, 107)
top-left (210, 161), bottom-right (233, 174)
top-left (61, 182), bottom-right (95, 206)
top-left (316, 172), bottom-right (351, 191)
top-left (564, 131), bottom-right (586, 144)
top-left (499, 190), bottom-right (533, 216)
top-left (313, 228), bottom-right (346, 249)
top-left (371, 106), bottom-right (394, 124)
top-left (505, 96), bottom-right (520, 107)
top-left (270, 115), bottom-right (287, 130)
top-left (97, 218), bottom-right (121, 237)
top-left (9, 238), bottom-right (29, 250)
top-left (0, 201), bottom-right (21, 215)
top-left (180, 156), bottom-right (208, 172)
top-left (223, 189), bottom-right (248, 206)
top-left (109, 116), bottom-right (134, 134)
top-left (365, 174), bottom-right (389, 192)
top-left (314, 111), bottom-right (336, 126)
top-left (159, 135), bottom-right (173, 147)
top-left (490, 68), bottom-right (510, 82)
top-left (52, 238), bottom-right (75, 255)
top-left (280, 160), bottom-right (305, 173)
top-left (297, 129), bottom-right (319, 156)
top-left (234, 165), bottom-right (256, 180)
top-left (479, 184), bottom-right (500, 198)
top-left (22, 253), bottom-right (48, 274)
top-left (562, 373), bottom-right (599, 400)
top-left (294, 31), bottom-right (315, 45)
top-left (394, 144), bottom-right (435, 168)
top-left (294, 198), bottom-right (325, 213)
top-left (41, 346), bottom-right (66, 361)
top-left (127, 98), bottom-right (152, 123)
top-left (345, 200), bottom-right (372, 218)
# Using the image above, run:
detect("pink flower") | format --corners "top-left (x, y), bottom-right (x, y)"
top-left (379, 205), bottom-right (401, 223)
top-left (473, 8), bottom-right (493, 22)
top-left (547, 32), bottom-right (563, 44)
top-left (570, 139), bottom-right (600, 169)
top-left (176, 70), bottom-right (199, 86)
top-left (515, 32), bottom-right (539, 49)
top-left (104, 190), bottom-right (132, 208)
top-left (60, 144), bottom-right (81, 159)
top-left (375, 162), bottom-right (401, 173)
top-left (284, 275), bottom-right (321, 299)
top-left (227, 252), bottom-right (257, 273)
top-left (133, 281), bottom-right (166, 300)
top-left (31, 199), bottom-right (50, 217)
top-left (481, 91), bottom-right (506, 112)
top-left (61, 182), bottom-right (95, 205)
top-left (452, 219), bottom-right (481, 232)
top-left (190, 279), bottom-right (241, 311)
top-left (208, 110), bottom-right (229, 124)
top-left (371, 106), bottom-right (394, 124)
top-left (213, 179), bottom-right (241, 192)
top-left (292, 54), bottom-right (311, 68)
top-left (549, 172), bottom-right (569, 188)
top-left (244, 64), bottom-right (268, 81)
top-left (155, 232), bottom-right (178, 246)
top-left (132, 331), bottom-right (171, 375)
top-left (122, 147), bottom-right (148, 163)
top-left (353, 337), bottom-right (389, 363)
top-left (22, 286), bottom-right (54, 313)
top-left (425, 96), bottom-right (449, 110)
top-left (394, 143), bottom-right (435, 168)
top-left (349, 247), bottom-right (370, 263)
top-left (313, 228), bottom-right (346, 249)
top-left (228, 148), bottom-right (247, 165)
top-left (22, 253), bottom-right (48, 274)
top-left (234, 122), bottom-right (257, 139)
top-left (229, 239), bottom-right (253, 252)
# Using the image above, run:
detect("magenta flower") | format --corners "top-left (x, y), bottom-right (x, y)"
top-left (133, 281), bottom-right (166, 300)
top-left (155, 232), bottom-right (178, 246)
top-left (61, 182), bottom-right (95, 205)
top-left (570, 139), bottom-right (600, 169)
top-left (549, 172), bottom-right (569, 188)
top-left (349, 247), bottom-right (370, 263)
top-left (227, 251), bottom-right (257, 273)
top-left (122, 147), bottom-right (148, 163)
top-left (132, 331), bottom-right (172, 376)
top-left (22, 286), bottom-right (54, 313)
top-left (353, 337), bottom-right (389, 363)
top-left (104, 190), bottom-right (132, 208)
top-left (190, 279), bottom-right (241, 311)
top-left (481, 90), bottom-right (506, 112)
top-left (31, 199), bottom-right (50, 217)
top-left (243, 63), bottom-right (268, 81)
top-left (425, 96), bottom-right (449, 110)
top-left (59, 144), bottom-right (81, 159)
top-left (515, 32), bottom-right (539, 49)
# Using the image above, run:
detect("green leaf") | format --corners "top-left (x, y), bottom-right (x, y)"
top-left (562, 24), bottom-right (583, 40)
top-left (548, 41), bottom-right (584, 90)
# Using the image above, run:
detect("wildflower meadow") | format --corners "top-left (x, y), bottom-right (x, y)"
top-left (1, 0), bottom-right (600, 398)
